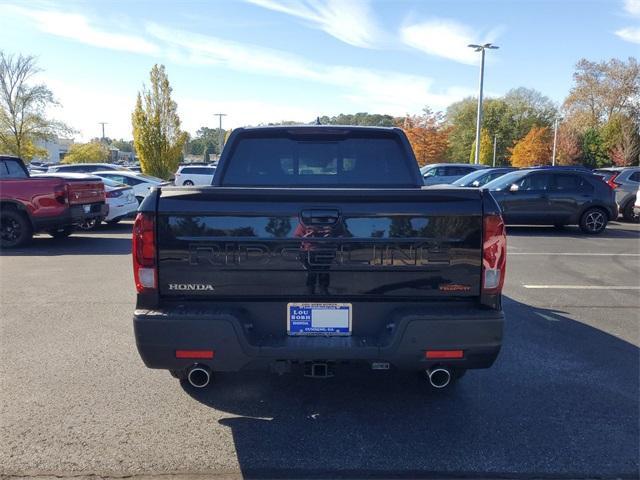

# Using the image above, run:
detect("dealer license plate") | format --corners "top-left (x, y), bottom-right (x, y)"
top-left (287, 303), bottom-right (352, 336)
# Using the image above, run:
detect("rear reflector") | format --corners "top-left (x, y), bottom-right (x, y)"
top-left (425, 350), bottom-right (464, 359)
top-left (175, 350), bottom-right (215, 359)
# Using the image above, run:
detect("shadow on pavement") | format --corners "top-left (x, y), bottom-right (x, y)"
top-left (507, 223), bottom-right (639, 239)
top-left (0, 222), bottom-right (133, 256)
top-left (182, 297), bottom-right (639, 478)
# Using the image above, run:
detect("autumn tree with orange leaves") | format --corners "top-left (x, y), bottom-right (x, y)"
top-left (509, 126), bottom-right (553, 167)
top-left (398, 108), bottom-right (451, 166)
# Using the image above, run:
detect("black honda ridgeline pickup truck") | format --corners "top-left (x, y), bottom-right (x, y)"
top-left (133, 126), bottom-right (506, 389)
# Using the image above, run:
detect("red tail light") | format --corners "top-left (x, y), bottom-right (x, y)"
top-left (482, 214), bottom-right (506, 294)
top-left (106, 189), bottom-right (124, 198)
top-left (53, 184), bottom-right (68, 205)
top-left (606, 173), bottom-right (620, 189)
top-left (132, 213), bottom-right (156, 293)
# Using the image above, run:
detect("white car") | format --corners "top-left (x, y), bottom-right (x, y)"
top-left (174, 165), bottom-right (216, 186)
top-left (92, 170), bottom-right (167, 203)
top-left (78, 177), bottom-right (138, 229)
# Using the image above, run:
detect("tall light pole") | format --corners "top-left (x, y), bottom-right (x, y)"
top-left (213, 113), bottom-right (227, 159)
top-left (98, 122), bottom-right (108, 141)
top-left (552, 117), bottom-right (560, 166)
top-left (468, 43), bottom-right (499, 165)
top-left (492, 134), bottom-right (498, 167)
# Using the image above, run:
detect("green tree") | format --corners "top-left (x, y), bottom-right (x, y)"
top-left (111, 138), bottom-right (134, 152)
top-left (318, 112), bottom-right (397, 127)
top-left (62, 141), bottom-right (109, 164)
top-left (0, 51), bottom-right (71, 161)
top-left (446, 89), bottom-right (556, 165)
top-left (581, 128), bottom-right (609, 168)
top-left (600, 113), bottom-right (640, 166)
top-left (469, 129), bottom-right (494, 165)
top-left (187, 126), bottom-right (227, 158)
top-left (132, 64), bottom-right (188, 178)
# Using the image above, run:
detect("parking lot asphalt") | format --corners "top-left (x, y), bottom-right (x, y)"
top-left (1, 221), bottom-right (639, 479)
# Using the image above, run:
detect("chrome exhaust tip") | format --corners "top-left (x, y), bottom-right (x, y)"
top-left (427, 367), bottom-right (451, 389)
top-left (187, 365), bottom-right (211, 388)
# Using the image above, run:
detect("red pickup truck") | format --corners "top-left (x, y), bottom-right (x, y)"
top-left (0, 155), bottom-right (108, 248)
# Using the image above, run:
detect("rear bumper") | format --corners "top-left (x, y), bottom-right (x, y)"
top-left (134, 305), bottom-right (503, 373)
top-left (105, 200), bottom-right (137, 222)
top-left (32, 203), bottom-right (108, 230)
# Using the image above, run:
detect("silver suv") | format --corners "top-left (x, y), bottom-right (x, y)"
top-left (594, 167), bottom-right (640, 221)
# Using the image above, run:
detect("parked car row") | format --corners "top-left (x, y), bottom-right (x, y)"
top-left (424, 164), bottom-right (639, 231)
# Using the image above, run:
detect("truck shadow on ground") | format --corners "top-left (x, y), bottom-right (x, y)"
top-left (182, 297), bottom-right (639, 478)
top-left (506, 222), bottom-right (639, 239)
top-left (0, 222), bottom-right (134, 257)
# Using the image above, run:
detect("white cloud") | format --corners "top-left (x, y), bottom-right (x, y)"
top-left (146, 23), bottom-right (473, 115)
top-left (245, 0), bottom-right (382, 48)
top-left (616, 26), bottom-right (640, 43)
top-left (623, 0), bottom-right (640, 16)
top-left (5, 4), bottom-right (478, 138)
top-left (616, 0), bottom-right (640, 43)
top-left (400, 19), bottom-right (499, 65)
top-left (2, 4), bottom-right (160, 55)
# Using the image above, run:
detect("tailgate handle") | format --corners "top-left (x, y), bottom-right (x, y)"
top-left (300, 209), bottom-right (340, 225)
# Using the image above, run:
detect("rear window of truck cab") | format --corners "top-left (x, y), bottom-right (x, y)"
top-left (0, 159), bottom-right (28, 179)
top-left (220, 133), bottom-right (416, 187)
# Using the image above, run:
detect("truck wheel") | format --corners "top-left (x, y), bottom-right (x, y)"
top-left (49, 226), bottom-right (73, 239)
top-left (183, 180), bottom-right (194, 186)
top-left (579, 208), bottom-right (607, 234)
top-left (0, 209), bottom-right (33, 248)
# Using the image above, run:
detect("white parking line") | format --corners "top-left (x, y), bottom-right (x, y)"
top-left (522, 285), bottom-right (640, 290)
top-left (509, 253), bottom-right (640, 256)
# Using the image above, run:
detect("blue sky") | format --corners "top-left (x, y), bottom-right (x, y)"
top-left (1, 0), bottom-right (638, 141)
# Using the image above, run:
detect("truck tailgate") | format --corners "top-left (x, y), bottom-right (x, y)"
top-left (66, 179), bottom-right (105, 205)
top-left (156, 187), bottom-right (483, 300)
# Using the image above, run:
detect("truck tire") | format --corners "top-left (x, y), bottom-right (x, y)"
top-left (49, 226), bottom-right (73, 239)
top-left (183, 180), bottom-right (194, 186)
top-left (0, 209), bottom-right (33, 248)
top-left (579, 208), bottom-right (608, 234)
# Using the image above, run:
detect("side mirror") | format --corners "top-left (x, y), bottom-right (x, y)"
top-left (509, 183), bottom-right (519, 192)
